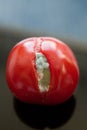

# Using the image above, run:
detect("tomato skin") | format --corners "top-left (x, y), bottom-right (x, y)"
top-left (6, 37), bottom-right (79, 105)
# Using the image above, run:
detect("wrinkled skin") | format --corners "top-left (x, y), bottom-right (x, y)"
top-left (6, 37), bottom-right (79, 105)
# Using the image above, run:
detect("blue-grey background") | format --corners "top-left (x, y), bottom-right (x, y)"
top-left (0, 0), bottom-right (87, 42)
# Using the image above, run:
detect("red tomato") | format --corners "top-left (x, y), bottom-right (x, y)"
top-left (6, 37), bottom-right (79, 105)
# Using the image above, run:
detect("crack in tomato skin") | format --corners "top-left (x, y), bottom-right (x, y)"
top-left (35, 52), bottom-right (50, 93)
top-left (6, 37), bottom-right (79, 105)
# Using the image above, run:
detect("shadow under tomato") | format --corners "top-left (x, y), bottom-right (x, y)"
top-left (13, 96), bottom-right (76, 129)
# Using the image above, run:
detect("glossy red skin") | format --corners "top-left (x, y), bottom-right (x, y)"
top-left (6, 37), bottom-right (79, 105)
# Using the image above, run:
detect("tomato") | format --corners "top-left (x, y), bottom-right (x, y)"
top-left (6, 37), bottom-right (79, 105)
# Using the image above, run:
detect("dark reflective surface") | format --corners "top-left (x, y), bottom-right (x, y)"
top-left (0, 31), bottom-right (87, 130)
top-left (13, 96), bottom-right (76, 129)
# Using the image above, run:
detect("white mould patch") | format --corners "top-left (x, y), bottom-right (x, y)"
top-left (36, 53), bottom-right (49, 72)
top-left (35, 52), bottom-right (50, 92)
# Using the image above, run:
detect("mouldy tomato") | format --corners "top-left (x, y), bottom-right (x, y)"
top-left (6, 37), bottom-right (79, 105)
